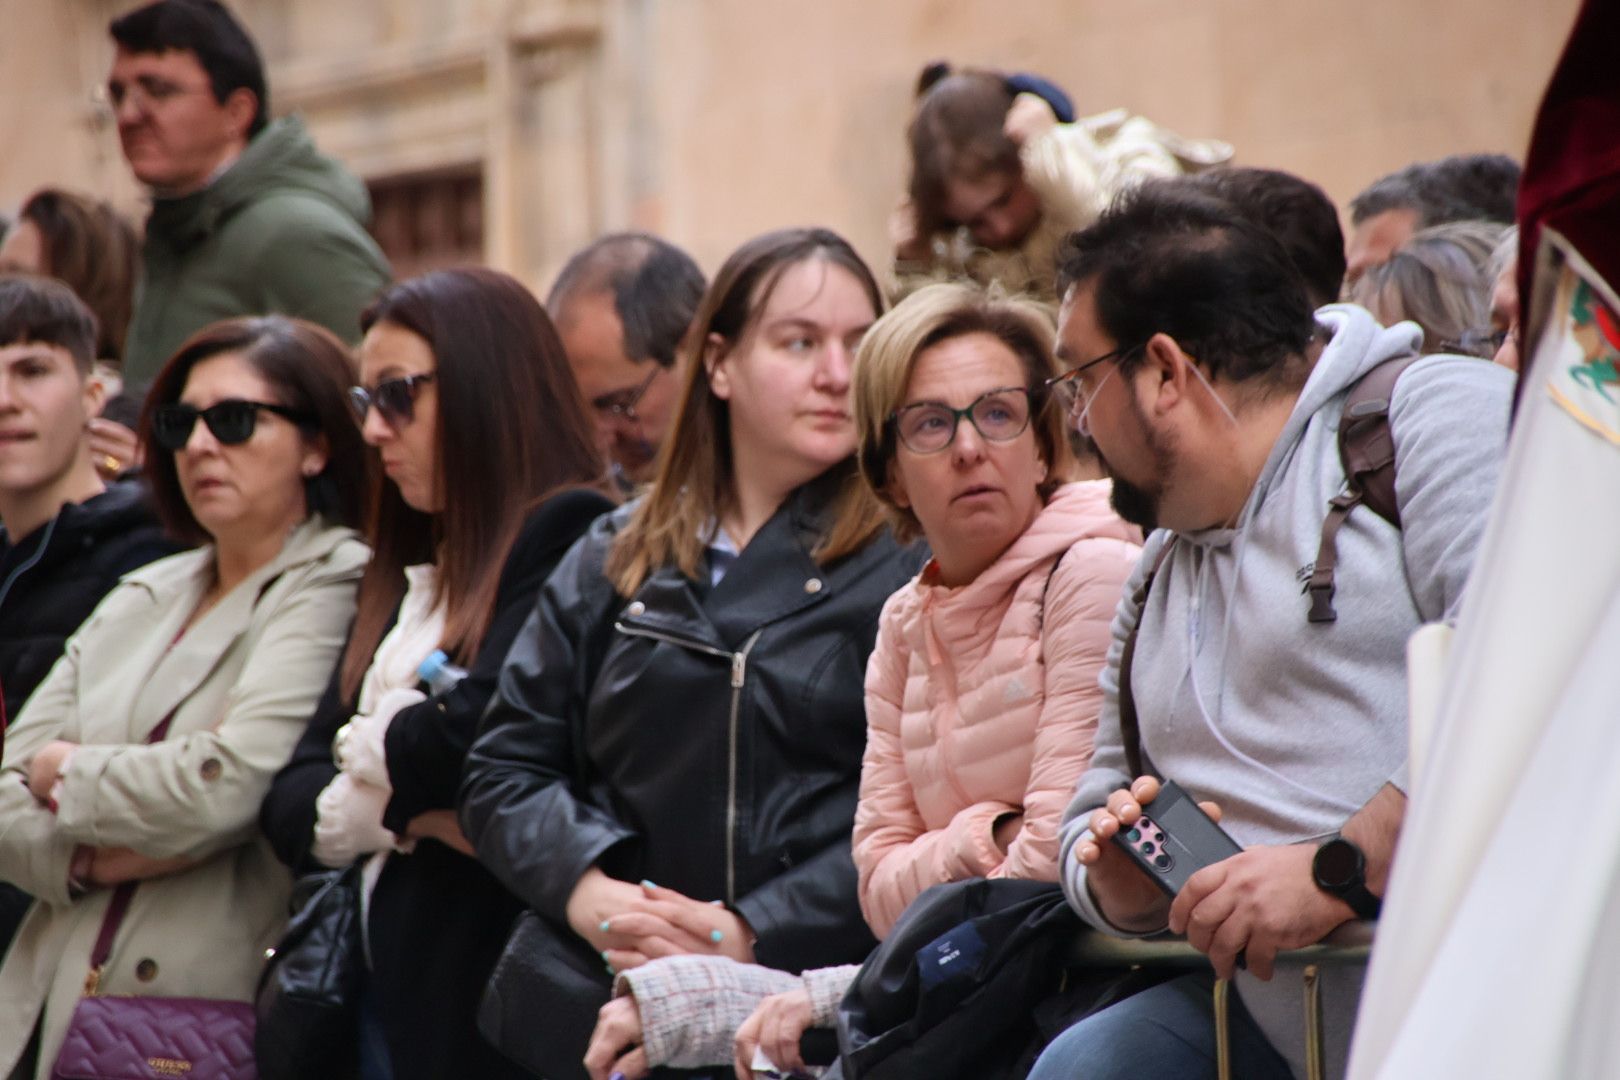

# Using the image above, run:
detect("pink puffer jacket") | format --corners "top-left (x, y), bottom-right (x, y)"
top-left (853, 480), bottom-right (1141, 938)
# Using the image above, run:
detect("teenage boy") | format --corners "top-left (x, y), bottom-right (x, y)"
top-left (0, 275), bottom-right (175, 725)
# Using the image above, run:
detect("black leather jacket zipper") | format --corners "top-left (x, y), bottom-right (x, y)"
top-left (613, 622), bottom-right (766, 903)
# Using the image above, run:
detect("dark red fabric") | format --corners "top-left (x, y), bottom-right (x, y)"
top-left (85, 709), bottom-right (177, 972)
top-left (1515, 0), bottom-right (1620, 394)
top-left (86, 885), bottom-right (136, 975)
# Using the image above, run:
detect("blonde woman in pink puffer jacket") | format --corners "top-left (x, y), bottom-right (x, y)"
top-left (848, 283), bottom-right (1140, 942)
top-left (583, 283), bottom-right (1140, 1080)
top-left (854, 471), bottom-right (1139, 936)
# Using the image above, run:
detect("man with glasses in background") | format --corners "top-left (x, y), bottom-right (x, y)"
top-left (109, 0), bottom-right (390, 384)
top-left (547, 233), bottom-right (706, 490)
top-left (1027, 180), bottom-right (1512, 1080)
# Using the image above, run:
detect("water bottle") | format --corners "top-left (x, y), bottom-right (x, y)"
top-left (417, 649), bottom-right (468, 694)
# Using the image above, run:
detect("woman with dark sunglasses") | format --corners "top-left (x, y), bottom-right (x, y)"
top-left (0, 315), bottom-right (370, 1078)
top-left (260, 267), bottom-right (615, 1080)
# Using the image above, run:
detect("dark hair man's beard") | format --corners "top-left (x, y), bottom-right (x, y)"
top-left (1095, 394), bottom-right (1174, 533)
top-left (1107, 472), bottom-right (1161, 532)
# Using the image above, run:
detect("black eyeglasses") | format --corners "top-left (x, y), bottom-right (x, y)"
top-left (349, 372), bottom-right (435, 427)
top-left (891, 386), bottom-right (1035, 454)
top-left (1044, 342), bottom-right (1143, 401)
top-left (151, 399), bottom-right (311, 451)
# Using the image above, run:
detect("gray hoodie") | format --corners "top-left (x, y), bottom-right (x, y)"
top-left (1058, 304), bottom-right (1515, 1078)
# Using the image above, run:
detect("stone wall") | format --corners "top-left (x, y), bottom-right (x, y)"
top-left (1, 0), bottom-right (1581, 292)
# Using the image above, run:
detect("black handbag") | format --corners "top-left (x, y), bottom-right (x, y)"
top-left (477, 909), bottom-right (611, 1080)
top-left (836, 878), bottom-right (1162, 1080)
top-left (253, 864), bottom-right (366, 1080)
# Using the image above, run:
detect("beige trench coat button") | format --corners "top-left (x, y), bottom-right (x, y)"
top-left (803, 578), bottom-right (823, 594)
top-left (135, 959), bottom-right (159, 982)
top-left (199, 758), bottom-right (223, 781)
top-left (627, 601), bottom-right (646, 617)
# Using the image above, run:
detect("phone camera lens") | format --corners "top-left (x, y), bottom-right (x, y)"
top-left (1140, 841), bottom-right (1156, 855)
top-left (1125, 828), bottom-right (1140, 843)
top-left (1154, 854), bottom-right (1172, 869)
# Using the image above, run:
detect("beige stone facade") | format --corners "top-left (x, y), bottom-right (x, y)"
top-left (1, 0), bottom-right (1583, 292)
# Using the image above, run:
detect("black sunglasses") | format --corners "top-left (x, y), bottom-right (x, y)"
top-left (151, 399), bottom-right (310, 451)
top-left (349, 372), bottom-right (435, 427)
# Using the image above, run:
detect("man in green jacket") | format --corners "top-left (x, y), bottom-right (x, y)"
top-left (109, 0), bottom-right (391, 384)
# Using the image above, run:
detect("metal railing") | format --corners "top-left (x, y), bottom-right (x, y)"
top-left (1069, 921), bottom-right (1376, 1080)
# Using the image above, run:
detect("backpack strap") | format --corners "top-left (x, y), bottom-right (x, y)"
top-left (1305, 353), bottom-right (1425, 623)
top-left (1036, 544), bottom-right (1070, 634)
top-left (1116, 537), bottom-right (1176, 779)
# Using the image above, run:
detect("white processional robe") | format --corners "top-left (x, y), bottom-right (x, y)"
top-left (1349, 234), bottom-right (1620, 1079)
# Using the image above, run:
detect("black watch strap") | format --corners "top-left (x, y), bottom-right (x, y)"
top-left (1334, 879), bottom-right (1382, 921)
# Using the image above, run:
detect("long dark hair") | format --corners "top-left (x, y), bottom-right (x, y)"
top-left (339, 267), bottom-right (609, 700)
top-left (139, 315), bottom-right (369, 543)
top-left (605, 227), bottom-right (889, 596)
top-left (16, 189), bottom-right (139, 362)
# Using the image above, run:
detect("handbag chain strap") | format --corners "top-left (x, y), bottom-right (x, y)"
top-left (81, 709), bottom-right (178, 996)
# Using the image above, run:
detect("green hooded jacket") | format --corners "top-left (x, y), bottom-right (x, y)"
top-left (123, 116), bottom-right (392, 384)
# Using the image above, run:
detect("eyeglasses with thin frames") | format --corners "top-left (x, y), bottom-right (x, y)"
top-left (104, 77), bottom-right (213, 115)
top-left (1439, 328), bottom-right (1511, 358)
top-left (598, 364), bottom-right (661, 423)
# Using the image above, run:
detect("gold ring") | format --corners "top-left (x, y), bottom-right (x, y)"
top-left (99, 455), bottom-right (122, 473)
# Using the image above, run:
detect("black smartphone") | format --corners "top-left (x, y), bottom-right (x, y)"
top-left (1110, 779), bottom-right (1243, 898)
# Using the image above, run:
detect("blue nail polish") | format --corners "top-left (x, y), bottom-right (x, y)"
top-left (640, 879), bottom-right (657, 888)
top-left (599, 920), bottom-right (611, 932)
top-left (710, 929), bottom-right (724, 943)
top-left (604, 963), bottom-right (615, 976)
top-left (601, 950), bottom-right (611, 961)
top-left (610, 1073), bottom-right (625, 1080)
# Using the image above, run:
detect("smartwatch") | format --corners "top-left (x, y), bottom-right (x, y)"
top-left (1311, 835), bottom-right (1382, 920)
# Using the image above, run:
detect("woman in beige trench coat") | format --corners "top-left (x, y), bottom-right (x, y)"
top-left (0, 315), bottom-right (371, 1079)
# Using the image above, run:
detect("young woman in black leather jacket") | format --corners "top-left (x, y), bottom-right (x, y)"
top-left (460, 228), bottom-right (924, 1077)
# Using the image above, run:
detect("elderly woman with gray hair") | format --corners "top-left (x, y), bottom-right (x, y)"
top-left (1347, 219), bottom-right (1508, 358)
top-left (1484, 225), bottom-right (1522, 370)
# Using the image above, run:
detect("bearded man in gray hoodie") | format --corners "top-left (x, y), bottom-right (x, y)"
top-left (1029, 182), bottom-right (1514, 1080)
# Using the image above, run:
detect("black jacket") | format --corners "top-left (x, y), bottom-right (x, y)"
top-left (0, 480), bottom-right (177, 725)
top-left (460, 472), bottom-right (925, 974)
top-left (259, 487), bottom-right (613, 1080)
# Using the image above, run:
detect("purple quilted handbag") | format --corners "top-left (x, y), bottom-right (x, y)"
top-left (51, 993), bottom-right (257, 1080)
top-left (50, 717), bottom-right (256, 1080)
